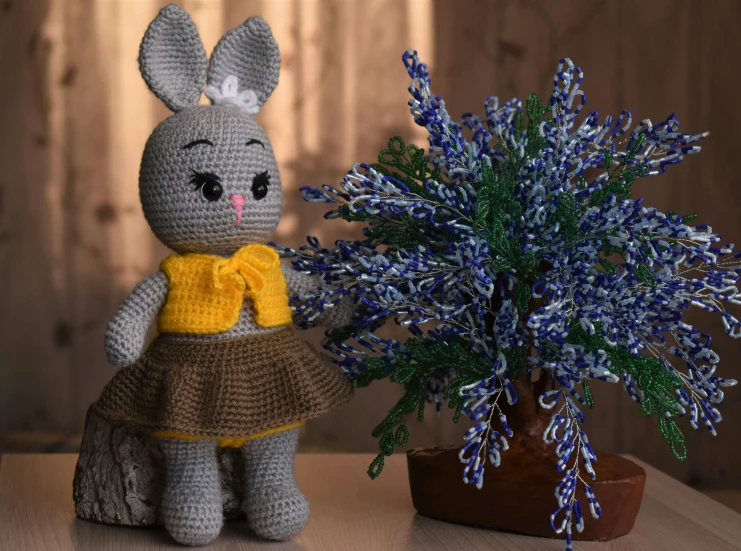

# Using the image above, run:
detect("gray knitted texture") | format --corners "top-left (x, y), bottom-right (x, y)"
top-left (139, 105), bottom-right (283, 256)
top-left (139, 4), bottom-right (207, 112)
top-left (105, 271), bottom-right (168, 367)
top-left (282, 266), bottom-right (354, 330)
top-left (241, 428), bottom-right (309, 540)
top-left (98, 5), bottom-right (345, 546)
top-left (207, 17), bottom-right (280, 109)
top-left (160, 438), bottom-right (223, 546)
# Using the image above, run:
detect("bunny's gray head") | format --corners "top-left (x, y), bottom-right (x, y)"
top-left (138, 5), bottom-right (282, 256)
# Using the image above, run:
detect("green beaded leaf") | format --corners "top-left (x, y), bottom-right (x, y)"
top-left (566, 321), bottom-right (686, 460)
top-left (475, 152), bottom-right (528, 272)
top-left (634, 264), bottom-right (659, 288)
top-left (520, 252), bottom-right (538, 273)
top-left (525, 93), bottom-right (548, 156)
top-left (371, 409), bottom-right (403, 439)
top-left (526, 93), bottom-right (545, 122)
top-left (587, 158), bottom-right (650, 207)
top-left (365, 217), bottom-right (443, 253)
top-left (481, 162), bottom-right (496, 187)
top-left (354, 357), bottom-right (390, 388)
top-left (556, 191), bottom-right (576, 217)
top-left (603, 147), bottom-right (613, 170)
top-left (367, 454), bottom-right (385, 479)
top-left (635, 360), bottom-right (684, 419)
top-left (340, 136), bottom-right (446, 253)
top-left (582, 380), bottom-right (595, 409)
top-left (364, 336), bottom-right (490, 478)
top-left (625, 133), bottom-right (646, 163)
top-left (389, 361), bottom-right (418, 384)
top-left (375, 136), bottom-right (440, 190)
top-left (659, 416), bottom-right (687, 461)
top-left (516, 282), bottom-right (531, 311)
top-left (395, 424), bottom-right (409, 446)
top-left (513, 110), bottom-right (525, 134)
top-left (475, 193), bottom-right (492, 225)
top-left (452, 403), bottom-right (463, 423)
top-left (379, 431), bottom-right (395, 456)
top-left (555, 191), bottom-right (580, 244)
top-left (599, 257), bottom-right (617, 275)
top-left (503, 346), bottom-right (528, 380)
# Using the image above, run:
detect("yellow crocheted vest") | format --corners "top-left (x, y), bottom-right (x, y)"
top-left (158, 244), bottom-right (292, 334)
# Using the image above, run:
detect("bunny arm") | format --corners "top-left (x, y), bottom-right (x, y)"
top-left (105, 271), bottom-right (169, 367)
top-left (281, 264), bottom-right (353, 330)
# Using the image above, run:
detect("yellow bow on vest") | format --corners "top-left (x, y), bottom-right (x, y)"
top-left (158, 244), bottom-right (293, 334)
top-left (211, 244), bottom-right (278, 295)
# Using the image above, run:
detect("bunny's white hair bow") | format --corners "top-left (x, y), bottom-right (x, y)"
top-left (204, 75), bottom-right (261, 115)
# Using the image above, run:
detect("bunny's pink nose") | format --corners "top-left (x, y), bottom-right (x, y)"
top-left (230, 194), bottom-right (245, 226)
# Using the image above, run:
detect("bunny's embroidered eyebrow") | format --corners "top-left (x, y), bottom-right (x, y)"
top-left (183, 139), bottom-right (214, 149)
top-left (246, 139), bottom-right (265, 148)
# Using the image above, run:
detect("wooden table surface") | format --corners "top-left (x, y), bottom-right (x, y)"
top-left (1, 454), bottom-right (741, 550)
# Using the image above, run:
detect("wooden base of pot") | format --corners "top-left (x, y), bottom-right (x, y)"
top-left (407, 445), bottom-right (646, 541)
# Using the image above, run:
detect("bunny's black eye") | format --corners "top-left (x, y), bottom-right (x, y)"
top-left (252, 171), bottom-right (270, 200)
top-left (191, 171), bottom-right (223, 202)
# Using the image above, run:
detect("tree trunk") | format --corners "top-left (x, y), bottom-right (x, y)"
top-left (502, 368), bottom-right (556, 438)
top-left (72, 407), bottom-right (245, 526)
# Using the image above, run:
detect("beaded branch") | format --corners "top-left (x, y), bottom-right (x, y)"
top-left (279, 52), bottom-right (741, 549)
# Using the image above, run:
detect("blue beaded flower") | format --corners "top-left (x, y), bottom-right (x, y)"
top-left (280, 52), bottom-right (741, 550)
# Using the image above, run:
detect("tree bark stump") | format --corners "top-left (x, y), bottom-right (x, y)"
top-left (72, 407), bottom-right (245, 526)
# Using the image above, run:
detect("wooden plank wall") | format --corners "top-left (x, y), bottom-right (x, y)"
top-left (1, 0), bottom-right (740, 488)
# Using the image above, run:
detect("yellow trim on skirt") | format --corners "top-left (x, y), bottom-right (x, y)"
top-left (155, 422), bottom-right (304, 448)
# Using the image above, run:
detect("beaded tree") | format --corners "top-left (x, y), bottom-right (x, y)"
top-left (282, 51), bottom-right (741, 548)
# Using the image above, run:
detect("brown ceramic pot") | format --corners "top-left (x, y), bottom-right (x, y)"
top-left (406, 373), bottom-right (646, 541)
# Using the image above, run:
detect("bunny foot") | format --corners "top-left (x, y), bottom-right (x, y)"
top-left (159, 437), bottom-right (223, 546)
top-left (241, 427), bottom-right (310, 540)
top-left (244, 484), bottom-right (310, 540)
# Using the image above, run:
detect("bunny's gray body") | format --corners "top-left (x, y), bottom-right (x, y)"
top-left (94, 5), bottom-right (352, 546)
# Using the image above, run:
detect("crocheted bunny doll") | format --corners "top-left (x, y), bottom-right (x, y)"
top-left (92, 5), bottom-right (353, 546)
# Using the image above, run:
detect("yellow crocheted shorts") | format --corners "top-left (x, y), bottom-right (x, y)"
top-left (154, 422), bottom-right (304, 448)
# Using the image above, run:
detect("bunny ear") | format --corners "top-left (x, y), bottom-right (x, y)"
top-left (138, 4), bottom-right (207, 112)
top-left (206, 16), bottom-right (280, 111)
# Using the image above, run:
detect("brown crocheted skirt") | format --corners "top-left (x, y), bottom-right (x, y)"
top-left (93, 328), bottom-right (353, 438)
